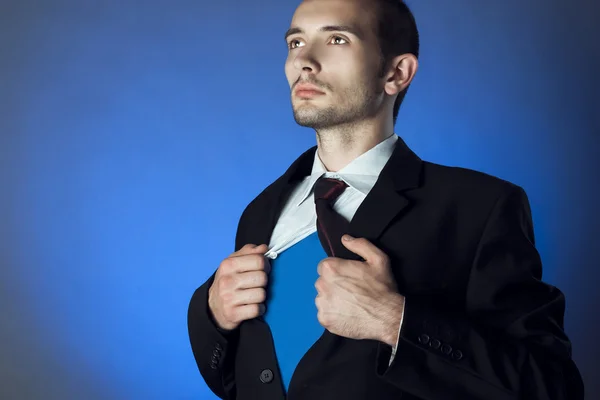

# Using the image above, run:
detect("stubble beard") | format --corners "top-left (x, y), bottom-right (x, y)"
top-left (292, 86), bottom-right (379, 130)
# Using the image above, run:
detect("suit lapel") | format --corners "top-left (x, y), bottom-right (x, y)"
top-left (348, 136), bottom-right (422, 242)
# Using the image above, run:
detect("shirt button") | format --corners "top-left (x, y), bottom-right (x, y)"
top-left (260, 369), bottom-right (274, 384)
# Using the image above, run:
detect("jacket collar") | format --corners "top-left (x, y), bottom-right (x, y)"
top-left (235, 135), bottom-right (423, 252)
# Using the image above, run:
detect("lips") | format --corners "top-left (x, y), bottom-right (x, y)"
top-left (294, 84), bottom-right (325, 98)
top-left (296, 90), bottom-right (324, 98)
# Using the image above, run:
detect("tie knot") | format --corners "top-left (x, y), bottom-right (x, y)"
top-left (314, 176), bottom-right (348, 204)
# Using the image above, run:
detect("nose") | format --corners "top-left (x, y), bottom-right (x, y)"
top-left (292, 46), bottom-right (321, 74)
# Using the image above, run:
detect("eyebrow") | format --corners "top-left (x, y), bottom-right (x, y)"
top-left (284, 25), bottom-right (364, 42)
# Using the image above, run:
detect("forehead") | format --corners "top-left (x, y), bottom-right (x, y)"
top-left (290, 0), bottom-right (378, 34)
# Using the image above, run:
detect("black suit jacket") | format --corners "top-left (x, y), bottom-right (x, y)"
top-left (188, 137), bottom-right (584, 400)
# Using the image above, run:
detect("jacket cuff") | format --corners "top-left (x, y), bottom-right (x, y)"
top-left (188, 275), bottom-right (239, 398)
top-left (374, 297), bottom-right (514, 400)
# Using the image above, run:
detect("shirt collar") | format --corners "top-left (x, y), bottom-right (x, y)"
top-left (295, 134), bottom-right (399, 207)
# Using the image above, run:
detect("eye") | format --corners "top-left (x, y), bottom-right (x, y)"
top-left (288, 39), bottom-right (304, 50)
top-left (329, 36), bottom-right (348, 45)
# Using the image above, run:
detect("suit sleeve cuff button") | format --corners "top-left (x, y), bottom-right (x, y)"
top-left (441, 344), bottom-right (452, 355)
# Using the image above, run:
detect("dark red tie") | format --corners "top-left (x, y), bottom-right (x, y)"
top-left (314, 176), bottom-right (360, 260)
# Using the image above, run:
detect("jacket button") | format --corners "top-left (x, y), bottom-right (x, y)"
top-left (260, 369), bottom-right (274, 384)
top-left (418, 334), bottom-right (430, 345)
top-left (441, 344), bottom-right (452, 355)
top-left (452, 350), bottom-right (463, 360)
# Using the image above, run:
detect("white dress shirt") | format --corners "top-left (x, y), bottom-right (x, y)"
top-left (265, 133), bottom-right (404, 365)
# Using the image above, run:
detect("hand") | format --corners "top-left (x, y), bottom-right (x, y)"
top-left (208, 243), bottom-right (271, 331)
top-left (315, 235), bottom-right (405, 346)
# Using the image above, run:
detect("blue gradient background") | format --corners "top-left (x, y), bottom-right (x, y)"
top-left (1, 0), bottom-right (598, 399)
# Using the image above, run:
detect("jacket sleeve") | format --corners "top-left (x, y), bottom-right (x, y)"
top-left (187, 272), bottom-right (239, 400)
top-left (375, 185), bottom-right (584, 399)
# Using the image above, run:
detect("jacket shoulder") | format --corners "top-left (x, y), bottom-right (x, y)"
top-left (421, 161), bottom-right (525, 200)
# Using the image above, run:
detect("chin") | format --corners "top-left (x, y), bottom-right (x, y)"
top-left (292, 104), bottom-right (318, 118)
top-left (293, 107), bottom-right (318, 120)
top-left (293, 113), bottom-right (337, 130)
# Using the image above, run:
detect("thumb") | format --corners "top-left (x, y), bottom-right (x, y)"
top-left (341, 235), bottom-right (385, 266)
top-left (340, 234), bottom-right (366, 258)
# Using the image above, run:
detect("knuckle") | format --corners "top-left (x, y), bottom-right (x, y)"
top-left (377, 253), bottom-right (389, 266)
top-left (317, 311), bottom-right (328, 326)
top-left (241, 243), bottom-right (259, 254)
top-left (221, 291), bottom-right (234, 306)
top-left (220, 274), bottom-right (234, 290)
top-left (371, 254), bottom-right (384, 266)
top-left (322, 259), bottom-right (335, 274)
top-left (314, 278), bottom-right (323, 292)
top-left (220, 257), bottom-right (235, 273)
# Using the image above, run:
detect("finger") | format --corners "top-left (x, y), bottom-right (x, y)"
top-left (317, 257), bottom-right (338, 276)
top-left (314, 276), bottom-right (326, 295)
top-left (234, 303), bottom-right (266, 322)
top-left (341, 235), bottom-right (387, 265)
top-left (233, 287), bottom-right (267, 306)
top-left (228, 252), bottom-right (271, 274)
top-left (231, 243), bottom-right (268, 257)
top-left (236, 270), bottom-right (269, 290)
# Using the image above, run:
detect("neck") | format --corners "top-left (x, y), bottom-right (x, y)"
top-left (315, 117), bottom-right (394, 172)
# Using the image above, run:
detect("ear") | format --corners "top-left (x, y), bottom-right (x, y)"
top-left (383, 53), bottom-right (419, 96)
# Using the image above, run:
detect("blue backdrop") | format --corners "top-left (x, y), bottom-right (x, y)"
top-left (1, 0), bottom-right (598, 399)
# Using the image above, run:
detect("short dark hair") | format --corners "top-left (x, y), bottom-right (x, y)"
top-left (373, 0), bottom-right (420, 124)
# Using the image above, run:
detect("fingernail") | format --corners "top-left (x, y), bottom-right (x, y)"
top-left (343, 235), bottom-right (354, 241)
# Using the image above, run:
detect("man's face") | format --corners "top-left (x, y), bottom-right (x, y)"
top-left (284, 0), bottom-right (386, 129)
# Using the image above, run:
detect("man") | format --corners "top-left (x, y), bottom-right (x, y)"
top-left (187, 0), bottom-right (584, 399)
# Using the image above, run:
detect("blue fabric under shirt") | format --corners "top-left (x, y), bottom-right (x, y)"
top-left (263, 232), bottom-right (326, 392)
